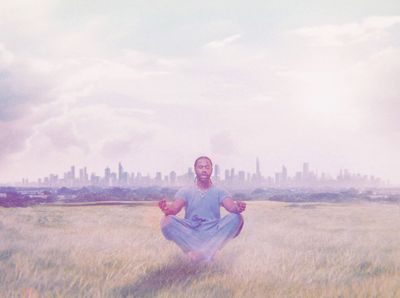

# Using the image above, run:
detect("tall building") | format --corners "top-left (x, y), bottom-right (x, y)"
top-left (295, 171), bottom-right (302, 182)
top-left (104, 167), bottom-right (111, 186)
top-left (187, 167), bottom-right (194, 182)
top-left (275, 172), bottom-right (280, 186)
top-left (118, 162), bottom-right (124, 182)
top-left (213, 164), bottom-right (220, 181)
top-left (281, 165), bottom-right (287, 184)
top-left (79, 167), bottom-right (88, 185)
top-left (225, 169), bottom-right (230, 182)
top-left (256, 157), bottom-right (261, 178)
top-left (70, 166), bottom-right (75, 179)
top-left (110, 172), bottom-right (117, 186)
top-left (136, 172), bottom-right (142, 184)
top-left (169, 171), bottom-right (176, 185)
top-left (84, 167), bottom-right (88, 184)
top-left (129, 172), bottom-right (135, 185)
top-left (238, 171), bottom-right (245, 182)
top-left (302, 162), bottom-right (309, 180)
top-left (155, 172), bottom-right (162, 183)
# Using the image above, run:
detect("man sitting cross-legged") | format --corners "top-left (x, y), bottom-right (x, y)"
top-left (158, 156), bottom-right (246, 263)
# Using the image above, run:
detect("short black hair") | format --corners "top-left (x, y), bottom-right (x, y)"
top-left (194, 156), bottom-right (213, 168)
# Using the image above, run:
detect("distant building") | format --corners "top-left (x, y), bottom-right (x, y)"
top-left (169, 171), bottom-right (177, 185)
top-left (187, 167), bottom-right (195, 182)
top-left (213, 164), bottom-right (220, 181)
top-left (256, 157), bottom-right (261, 177)
top-left (225, 169), bottom-right (230, 182)
top-left (118, 162), bottom-right (124, 183)
top-left (155, 172), bottom-right (162, 183)
top-left (71, 166), bottom-right (76, 182)
top-left (275, 173), bottom-right (280, 186)
top-left (302, 162), bottom-right (309, 180)
top-left (104, 167), bottom-right (111, 186)
top-left (281, 165), bottom-right (287, 184)
top-left (238, 171), bottom-right (245, 182)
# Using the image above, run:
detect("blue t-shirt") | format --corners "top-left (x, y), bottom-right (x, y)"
top-left (174, 184), bottom-right (231, 222)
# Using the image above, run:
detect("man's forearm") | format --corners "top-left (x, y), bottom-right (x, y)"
top-left (165, 204), bottom-right (178, 215)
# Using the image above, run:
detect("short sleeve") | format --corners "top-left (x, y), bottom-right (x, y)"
top-left (174, 187), bottom-right (187, 202)
top-left (219, 187), bottom-right (231, 205)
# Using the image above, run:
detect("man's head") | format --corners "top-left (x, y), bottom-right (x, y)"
top-left (194, 156), bottom-right (213, 183)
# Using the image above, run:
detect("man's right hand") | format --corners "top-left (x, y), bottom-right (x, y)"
top-left (158, 198), bottom-right (185, 216)
top-left (158, 199), bottom-right (170, 215)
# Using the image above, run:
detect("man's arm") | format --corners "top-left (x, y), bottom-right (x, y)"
top-left (222, 197), bottom-right (246, 214)
top-left (158, 198), bottom-right (185, 216)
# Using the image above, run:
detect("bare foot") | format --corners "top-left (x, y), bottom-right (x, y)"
top-left (187, 251), bottom-right (205, 263)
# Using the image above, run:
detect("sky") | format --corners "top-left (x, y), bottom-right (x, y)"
top-left (1, 1), bottom-right (400, 185)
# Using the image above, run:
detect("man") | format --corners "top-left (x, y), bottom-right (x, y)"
top-left (158, 156), bottom-right (246, 263)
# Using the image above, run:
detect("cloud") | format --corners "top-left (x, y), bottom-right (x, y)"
top-left (0, 44), bottom-right (14, 65)
top-left (290, 15), bottom-right (400, 47)
top-left (0, 45), bottom-right (52, 122)
top-left (0, 44), bottom-right (55, 162)
top-left (203, 34), bottom-right (242, 49)
top-left (42, 120), bottom-right (90, 152)
top-left (210, 131), bottom-right (237, 156)
top-left (348, 47), bottom-right (400, 134)
top-left (101, 132), bottom-right (156, 159)
top-left (0, 123), bottom-right (32, 158)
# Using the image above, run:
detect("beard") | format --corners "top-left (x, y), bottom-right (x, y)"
top-left (196, 174), bottom-right (211, 182)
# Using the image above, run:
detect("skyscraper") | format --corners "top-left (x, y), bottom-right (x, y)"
top-left (213, 164), bottom-right (220, 181)
top-left (187, 167), bottom-right (194, 182)
top-left (302, 162), bottom-right (309, 181)
top-left (281, 165), bottom-right (287, 184)
top-left (104, 167), bottom-right (111, 186)
top-left (169, 171), bottom-right (176, 185)
top-left (155, 172), bottom-right (162, 183)
top-left (238, 171), bottom-right (245, 182)
top-left (118, 162), bottom-right (124, 182)
top-left (275, 172), bottom-right (280, 186)
top-left (256, 157), bottom-right (261, 178)
top-left (70, 166), bottom-right (75, 182)
top-left (79, 167), bottom-right (88, 185)
top-left (225, 169), bottom-right (230, 182)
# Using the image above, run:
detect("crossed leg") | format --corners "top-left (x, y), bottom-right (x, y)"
top-left (161, 213), bottom-right (244, 263)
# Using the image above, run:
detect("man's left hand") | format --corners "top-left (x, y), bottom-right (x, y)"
top-left (236, 201), bottom-right (246, 213)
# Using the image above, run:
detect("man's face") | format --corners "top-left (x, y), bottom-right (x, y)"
top-left (195, 158), bottom-right (213, 182)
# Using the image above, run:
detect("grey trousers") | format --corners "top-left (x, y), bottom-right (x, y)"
top-left (161, 213), bottom-right (244, 262)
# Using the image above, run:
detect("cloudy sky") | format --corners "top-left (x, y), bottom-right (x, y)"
top-left (1, 1), bottom-right (400, 184)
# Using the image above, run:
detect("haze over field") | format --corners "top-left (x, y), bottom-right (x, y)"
top-left (1, 1), bottom-right (400, 184)
top-left (0, 202), bottom-right (399, 297)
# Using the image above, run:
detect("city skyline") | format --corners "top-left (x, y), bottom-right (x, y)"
top-left (1, 2), bottom-right (400, 185)
top-left (14, 158), bottom-right (387, 189)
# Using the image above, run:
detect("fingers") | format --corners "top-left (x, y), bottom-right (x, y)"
top-left (159, 199), bottom-right (171, 215)
top-left (158, 199), bottom-right (167, 211)
top-left (236, 200), bottom-right (246, 212)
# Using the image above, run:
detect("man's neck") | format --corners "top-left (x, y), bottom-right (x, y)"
top-left (196, 179), bottom-right (212, 189)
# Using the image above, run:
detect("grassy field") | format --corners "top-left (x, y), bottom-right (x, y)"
top-left (0, 201), bottom-right (399, 297)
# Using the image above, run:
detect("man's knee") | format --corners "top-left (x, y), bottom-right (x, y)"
top-left (229, 213), bottom-right (244, 238)
top-left (161, 215), bottom-right (173, 230)
top-left (160, 215), bottom-right (172, 239)
top-left (227, 213), bottom-right (244, 226)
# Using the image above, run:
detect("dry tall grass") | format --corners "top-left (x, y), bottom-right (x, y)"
top-left (0, 201), bottom-right (399, 297)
